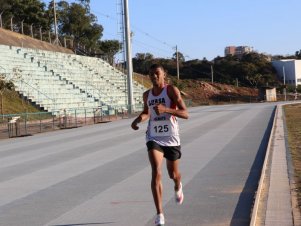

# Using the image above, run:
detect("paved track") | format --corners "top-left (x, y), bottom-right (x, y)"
top-left (0, 103), bottom-right (276, 226)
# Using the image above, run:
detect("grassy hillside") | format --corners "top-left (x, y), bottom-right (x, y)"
top-left (1, 89), bottom-right (40, 115)
top-left (284, 104), bottom-right (301, 207)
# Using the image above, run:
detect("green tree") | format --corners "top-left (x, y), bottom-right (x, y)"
top-left (132, 53), bottom-right (155, 74)
top-left (97, 40), bottom-right (121, 65)
top-left (0, 0), bottom-right (49, 30)
top-left (76, 0), bottom-right (90, 12)
top-left (51, 1), bottom-right (103, 49)
top-left (135, 53), bottom-right (154, 61)
top-left (172, 51), bottom-right (185, 62)
top-left (295, 49), bottom-right (301, 59)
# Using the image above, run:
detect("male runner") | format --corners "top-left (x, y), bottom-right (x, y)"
top-left (131, 64), bottom-right (189, 226)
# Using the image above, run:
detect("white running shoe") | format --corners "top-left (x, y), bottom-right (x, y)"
top-left (175, 182), bottom-right (184, 205)
top-left (155, 213), bottom-right (165, 226)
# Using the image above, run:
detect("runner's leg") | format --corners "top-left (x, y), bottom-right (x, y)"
top-left (148, 149), bottom-right (164, 214)
top-left (166, 159), bottom-right (181, 190)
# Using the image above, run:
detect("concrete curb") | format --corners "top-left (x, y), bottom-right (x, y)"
top-left (250, 105), bottom-right (277, 226)
top-left (250, 102), bottom-right (301, 226)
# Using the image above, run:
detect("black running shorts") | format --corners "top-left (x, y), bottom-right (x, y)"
top-left (146, 141), bottom-right (181, 161)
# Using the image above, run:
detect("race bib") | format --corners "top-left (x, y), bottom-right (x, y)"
top-left (150, 120), bottom-right (172, 137)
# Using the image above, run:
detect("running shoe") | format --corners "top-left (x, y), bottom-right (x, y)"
top-left (175, 182), bottom-right (184, 205)
top-left (155, 213), bottom-right (165, 226)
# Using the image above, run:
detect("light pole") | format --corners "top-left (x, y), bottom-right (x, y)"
top-left (39, 26), bottom-right (42, 40)
top-left (176, 45), bottom-right (179, 80)
top-left (53, 0), bottom-right (60, 45)
top-left (21, 20), bottom-right (24, 34)
top-left (30, 23), bottom-right (33, 38)
top-left (10, 16), bottom-right (13, 31)
top-left (283, 65), bottom-right (286, 101)
top-left (123, 0), bottom-right (134, 114)
top-left (211, 64), bottom-right (214, 83)
top-left (0, 11), bottom-right (4, 28)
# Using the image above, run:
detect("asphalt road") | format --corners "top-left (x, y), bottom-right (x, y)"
top-left (0, 103), bottom-right (276, 226)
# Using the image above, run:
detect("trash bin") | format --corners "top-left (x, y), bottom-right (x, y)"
top-left (8, 116), bottom-right (21, 138)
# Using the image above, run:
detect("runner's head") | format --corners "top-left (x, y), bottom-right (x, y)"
top-left (149, 64), bottom-right (166, 87)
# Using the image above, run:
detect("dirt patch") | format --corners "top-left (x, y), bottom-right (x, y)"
top-left (133, 73), bottom-right (259, 106)
top-left (0, 27), bottom-right (73, 54)
top-left (183, 80), bottom-right (258, 104)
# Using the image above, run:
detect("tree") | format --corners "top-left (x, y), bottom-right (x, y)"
top-left (0, 0), bottom-right (49, 30)
top-left (135, 53), bottom-right (154, 61)
top-left (296, 50), bottom-right (301, 59)
top-left (51, 1), bottom-right (103, 49)
top-left (97, 40), bottom-right (121, 65)
top-left (76, 0), bottom-right (90, 12)
top-left (172, 51), bottom-right (185, 62)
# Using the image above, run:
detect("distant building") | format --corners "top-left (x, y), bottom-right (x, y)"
top-left (272, 59), bottom-right (301, 87)
top-left (224, 46), bottom-right (253, 58)
top-left (224, 46), bottom-right (236, 56)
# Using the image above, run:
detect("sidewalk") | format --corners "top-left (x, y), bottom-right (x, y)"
top-left (251, 102), bottom-right (301, 226)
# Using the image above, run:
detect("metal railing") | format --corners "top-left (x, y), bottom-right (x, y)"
top-left (0, 105), bottom-right (141, 139)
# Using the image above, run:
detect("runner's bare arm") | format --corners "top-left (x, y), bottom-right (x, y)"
top-left (153, 85), bottom-right (188, 119)
top-left (131, 91), bottom-right (150, 130)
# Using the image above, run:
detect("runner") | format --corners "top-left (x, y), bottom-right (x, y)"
top-left (131, 64), bottom-right (189, 226)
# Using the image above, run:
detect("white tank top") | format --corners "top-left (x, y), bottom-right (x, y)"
top-left (146, 85), bottom-right (180, 146)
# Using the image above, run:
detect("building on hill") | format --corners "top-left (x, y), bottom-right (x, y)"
top-left (272, 59), bottom-right (301, 87)
top-left (224, 46), bottom-right (254, 58)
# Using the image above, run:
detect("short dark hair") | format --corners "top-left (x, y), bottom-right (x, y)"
top-left (149, 64), bottom-right (164, 71)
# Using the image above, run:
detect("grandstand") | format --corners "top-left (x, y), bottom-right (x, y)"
top-left (0, 43), bottom-right (145, 116)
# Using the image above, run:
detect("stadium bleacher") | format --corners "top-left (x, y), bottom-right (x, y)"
top-left (0, 44), bottom-right (145, 116)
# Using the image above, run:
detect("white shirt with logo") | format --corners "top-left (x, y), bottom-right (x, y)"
top-left (146, 85), bottom-right (180, 146)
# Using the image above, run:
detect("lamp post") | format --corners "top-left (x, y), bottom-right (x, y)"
top-left (0, 11), bottom-right (4, 28)
top-left (176, 45), bottom-right (179, 80)
top-left (30, 23), bottom-right (33, 38)
top-left (10, 16), bottom-right (13, 31)
top-left (211, 64), bottom-right (214, 83)
top-left (21, 20), bottom-right (24, 34)
top-left (123, 0), bottom-right (134, 114)
top-left (39, 26), bottom-right (42, 40)
top-left (53, 0), bottom-right (60, 45)
top-left (283, 66), bottom-right (286, 101)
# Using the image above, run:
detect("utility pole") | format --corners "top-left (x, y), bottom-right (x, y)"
top-left (176, 45), bottom-right (179, 80)
top-left (10, 16), bottom-right (13, 31)
top-left (30, 24), bottom-right (33, 38)
top-left (211, 64), bottom-right (214, 83)
top-left (123, 0), bottom-right (134, 114)
top-left (21, 20), bottom-right (24, 34)
top-left (283, 66), bottom-right (286, 101)
top-left (0, 11), bottom-right (4, 28)
top-left (53, 0), bottom-right (60, 46)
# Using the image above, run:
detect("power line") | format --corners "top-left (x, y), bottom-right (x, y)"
top-left (133, 39), bottom-right (174, 56)
top-left (78, 3), bottom-right (194, 60)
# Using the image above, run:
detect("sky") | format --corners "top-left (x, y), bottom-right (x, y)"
top-left (43, 0), bottom-right (301, 61)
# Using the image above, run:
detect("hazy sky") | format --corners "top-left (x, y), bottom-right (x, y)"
top-left (44, 0), bottom-right (301, 61)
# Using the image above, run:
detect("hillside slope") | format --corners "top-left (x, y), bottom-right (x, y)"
top-left (181, 80), bottom-right (258, 105)
top-left (134, 73), bottom-right (259, 106)
top-left (0, 28), bottom-right (73, 54)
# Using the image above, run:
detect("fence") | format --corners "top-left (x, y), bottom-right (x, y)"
top-left (1, 95), bottom-right (300, 139)
top-left (0, 107), bottom-right (131, 139)
top-left (0, 16), bottom-right (104, 57)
